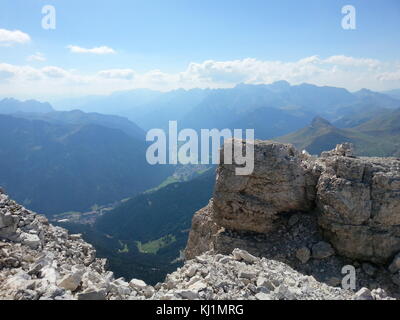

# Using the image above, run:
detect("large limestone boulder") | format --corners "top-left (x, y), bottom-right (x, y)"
top-left (213, 141), bottom-right (317, 233)
top-left (316, 156), bottom-right (400, 263)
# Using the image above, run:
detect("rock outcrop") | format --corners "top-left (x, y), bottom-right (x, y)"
top-left (213, 141), bottom-right (317, 233)
top-left (186, 141), bottom-right (400, 296)
top-left (316, 155), bottom-right (400, 263)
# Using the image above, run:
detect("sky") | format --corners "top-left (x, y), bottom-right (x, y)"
top-left (0, 0), bottom-right (399, 100)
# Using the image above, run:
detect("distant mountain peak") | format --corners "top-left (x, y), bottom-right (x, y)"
top-left (1, 97), bottom-right (18, 103)
top-left (358, 88), bottom-right (372, 93)
top-left (0, 98), bottom-right (54, 114)
top-left (268, 80), bottom-right (291, 91)
top-left (354, 88), bottom-right (374, 96)
top-left (271, 80), bottom-right (290, 86)
top-left (311, 116), bottom-right (333, 128)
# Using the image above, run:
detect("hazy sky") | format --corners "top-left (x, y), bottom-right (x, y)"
top-left (0, 0), bottom-right (399, 100)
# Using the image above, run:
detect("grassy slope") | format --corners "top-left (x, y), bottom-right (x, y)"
top-left (62, 168), bottom-right (216, 285)
top-left (276, 113), bottom-right (400, 157)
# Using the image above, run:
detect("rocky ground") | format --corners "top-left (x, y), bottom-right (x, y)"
top-left (153, 249), bottom-right (383, 300)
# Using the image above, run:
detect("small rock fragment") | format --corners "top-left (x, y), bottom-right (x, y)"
top-left (312, 242), bottom-right (335, 260)
top-left (354, 288), bottom-right (374, 300)
top-left (296, 247), bottom-right (311, 264)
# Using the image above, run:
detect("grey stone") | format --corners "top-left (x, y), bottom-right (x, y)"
top-left (20, 233), bottom-right (41, 249)
top-left (388, 253), bottom-right (400, 273)
top-left (239, 271), bottom-right (257, 280)
top-left (296, 247), bottom-right (311, 264)
top-left (186, 265), bottom-right (198, 278)
top-left (354, 288), bottom-right (374, 300)
top-left (255, 292), bottom-right (272, 300)
top-left (326, 277), bottom-right (341, 287)
top-left (312, 242), bottom-right (335, 260)
top-left (256, 277), bottom-right (275, 291)
top-left (77, 289), bottom-right (106, 300)
top-left (129, 278), bottom-right (147, 290)
top-left (232, 249), bottom-right (258, 264)
top-left (176, 289), bottom-right (199, 300)
top-left (58, 271), bottom-right (83, 292)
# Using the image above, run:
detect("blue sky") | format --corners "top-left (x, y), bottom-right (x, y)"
top-left (0, 0), bottom-right (399, 99)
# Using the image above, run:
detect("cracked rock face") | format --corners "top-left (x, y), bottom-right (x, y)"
top-left (185, 200), bottom-right (221, 260)
top-left (213, 141), bottom-right (317, 234)
top-left (316, 155), bottom-right (400, 263)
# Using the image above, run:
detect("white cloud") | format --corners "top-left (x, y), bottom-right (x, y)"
top-left (98, 69), bottom-right (135, 80)
top-left (67, 45), bottom-right (116, 55)
top-left (0, 63), bottom-right (42, 80)
top-left (377, 70), bottom-right (400, 81)
top-left (0, 29), bottom-right (30, 46)
top-left (27, 52), bottom-right (46, 62)
top-left (178, 56), bottom-right (396, 90)
top-left (0, 70), bottom-right (14, 81)
top-left (0, 55), bottom-right (399, 99)
top-left (323, 55), bottom-right (381, 68)
top-left (41, 66), bottom-right (69, 78)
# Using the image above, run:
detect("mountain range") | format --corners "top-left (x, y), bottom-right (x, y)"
top-left (0, 109), bottom-right (173, 215)
top-left (0, 98), bottom-right (54, 114)
top-left (2, 82), bottom-right (400, 214)
top-left (9, 109), bottom-right (145, 140)
top-left (277, 109), bottom-right (400, 157)
top-left (54, 82), bottom-right (400, 141)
